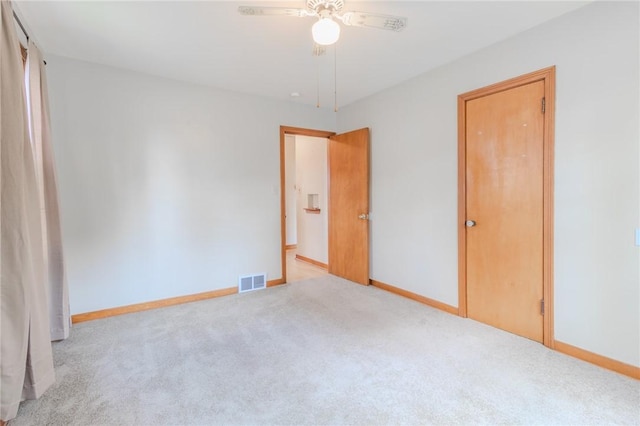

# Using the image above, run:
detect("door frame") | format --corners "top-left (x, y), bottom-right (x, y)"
top-left (278, 126), bottom-right (335, 285)
top-left (457, 67), bottom-right (556, 347)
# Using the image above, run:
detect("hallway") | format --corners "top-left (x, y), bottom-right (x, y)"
top-left (286, 248), bottom-right (328, 282)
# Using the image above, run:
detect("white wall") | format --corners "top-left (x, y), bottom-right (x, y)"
top-left (295, 136), bottom-right (328, 264)
top-left (337, 1), bottom-right (639, 367)
top-left (284, 134), bottom-right (297, 246)
top-left (46, 56), bottom-right (335, 314)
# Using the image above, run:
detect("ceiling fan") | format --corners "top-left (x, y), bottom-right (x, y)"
top-left (238, 0), bottom-right (408, 46)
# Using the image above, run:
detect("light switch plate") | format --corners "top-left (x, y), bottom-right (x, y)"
top-left (636, 228), bottom-right (640, 247)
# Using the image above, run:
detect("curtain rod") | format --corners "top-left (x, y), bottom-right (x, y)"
top-left (13, 10), bottom-right (29, 41)
top-left (13, 9), bottom-right (46, 65)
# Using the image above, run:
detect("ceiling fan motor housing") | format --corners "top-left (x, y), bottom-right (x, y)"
top-left (307, 0), bottom-right (344, 14)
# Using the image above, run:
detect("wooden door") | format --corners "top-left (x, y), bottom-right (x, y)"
top-left (464, 80), bottom-right (545, 342)
top-left (328, 128), bottom-right (370, 285)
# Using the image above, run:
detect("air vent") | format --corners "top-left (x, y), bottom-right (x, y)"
top-left (239, 273), bottom-right (267, 293)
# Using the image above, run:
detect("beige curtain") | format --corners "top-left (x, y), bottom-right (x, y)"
top-left (27, 40), bottom-right (70, 341)
top-left (1, 0), bottom-right (55, 421)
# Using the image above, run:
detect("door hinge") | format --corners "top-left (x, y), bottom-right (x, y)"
top-left (541, 97), bottom-right (546, 114)
top-left (540, 299), bottom-right (545, 315)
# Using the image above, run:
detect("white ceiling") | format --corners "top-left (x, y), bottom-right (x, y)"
top-left (14, 1), bottom-right (591, 110)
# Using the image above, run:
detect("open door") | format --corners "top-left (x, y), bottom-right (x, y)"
top-left (328, 128), bottom-right (370, 285)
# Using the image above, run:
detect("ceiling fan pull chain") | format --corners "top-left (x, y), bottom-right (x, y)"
top-left (317, 54), bottom-right (321, 108)
top-left (334, 45), bottom-right (338, 112)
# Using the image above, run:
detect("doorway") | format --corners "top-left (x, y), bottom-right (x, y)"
top-left (457, 67), bottom-right (555, 346)
top-left (280, 126), bottom-right (334, 284)
top-left (284, 133), bottom-right (330, 282)
top-left (279, 126), bottom-right (371, 285)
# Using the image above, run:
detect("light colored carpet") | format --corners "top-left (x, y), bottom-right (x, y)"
top-left (12, 275), bottom-right (640, 425)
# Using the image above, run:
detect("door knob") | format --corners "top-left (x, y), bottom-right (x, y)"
top-left (358, 214), bottom-right (369, 220)
top-left (465, 220), bottom-right (476, 227)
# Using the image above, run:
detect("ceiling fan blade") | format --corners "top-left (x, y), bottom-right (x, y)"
top-left (238, 6), bottom-right (316, 18)
top-left (339, 11), bottom-right (407, 32)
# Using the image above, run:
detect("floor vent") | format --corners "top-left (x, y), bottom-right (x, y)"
top-left (239, 273), bottom-right (267, 293)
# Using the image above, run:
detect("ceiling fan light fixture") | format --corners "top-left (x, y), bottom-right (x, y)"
top-left (312, 17), bottom-right (340, 45)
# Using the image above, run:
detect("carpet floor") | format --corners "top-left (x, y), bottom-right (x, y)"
top-left (12, 275), bottom-right (640, 425)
